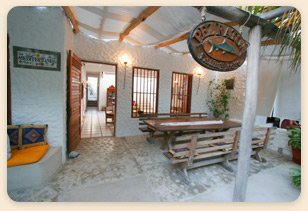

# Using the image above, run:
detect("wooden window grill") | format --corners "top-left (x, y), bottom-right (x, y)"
top-left (132, 67), bottom-right (159, 118)
top-left (170, 72), bottom-right (192, 113)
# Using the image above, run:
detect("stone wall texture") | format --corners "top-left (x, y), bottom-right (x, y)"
top-left (8, 7), bottom-right (300, 160)
top-left (8, 7), bottom-right (73, 163)
top-left (73, 33), bottom-right (217, 137)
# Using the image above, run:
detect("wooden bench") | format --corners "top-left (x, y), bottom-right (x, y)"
top-left (163, 127), bottom-right (276, 184)
top-left (138, 113), bottom-right (208, 143)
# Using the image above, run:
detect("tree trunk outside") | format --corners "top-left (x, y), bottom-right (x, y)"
top-left (232, 25), bottom-right (262, 202)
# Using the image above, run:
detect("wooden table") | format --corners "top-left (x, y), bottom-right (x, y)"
top-left (143, 117), bottom-right (241, 150)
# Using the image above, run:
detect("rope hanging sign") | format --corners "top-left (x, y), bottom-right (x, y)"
top-left (188, 20), bottom-right (249, 72)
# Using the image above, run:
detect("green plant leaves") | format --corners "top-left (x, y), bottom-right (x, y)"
top-left (206, 77), bottom-right (236, 120)
top-left (288, 127), bottom-right (301, 149)
top-left (290, 168), bottom-right (301, 187)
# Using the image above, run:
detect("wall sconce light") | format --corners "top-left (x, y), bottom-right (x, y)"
top-left (196, 68), bottom-right (202, 94)
top-left (121, 54), bottom-right (130, 89)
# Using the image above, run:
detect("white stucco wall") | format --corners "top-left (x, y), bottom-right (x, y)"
top-left (215, 61), bottom-right (247, 121)
top-left (8, 7), bottom-right (69, 163)
top-left (73, 33), bottom-right (216, 137)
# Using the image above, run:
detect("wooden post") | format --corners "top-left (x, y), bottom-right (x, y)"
top-left (232, 25), bottom-right (262, 202)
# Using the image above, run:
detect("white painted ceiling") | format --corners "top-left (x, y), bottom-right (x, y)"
top-left (71, 6), bottom-right (242, 54)
top-left (83, 62), bottom-right (115, 75)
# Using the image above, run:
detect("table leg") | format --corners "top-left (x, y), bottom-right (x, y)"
top-left (160, 131), bottom-right (176, 150)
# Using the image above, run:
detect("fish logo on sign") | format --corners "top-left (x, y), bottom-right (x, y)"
top-left (188, 21), bottom-right (249, 72)
top-left (208, 39), bottom-right (237, 55)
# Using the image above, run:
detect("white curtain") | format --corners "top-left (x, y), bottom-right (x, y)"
top-left (273, 59), bottom-right (301, 120)
top-left (256, 57), bottom-right (283, 117)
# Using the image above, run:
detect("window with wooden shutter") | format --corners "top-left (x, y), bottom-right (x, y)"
top-left (170, 72), bottom-right (192, 113)
top-left (132, 67), bottom-right (159, 118)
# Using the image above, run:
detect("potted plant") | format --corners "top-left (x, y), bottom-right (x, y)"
top-left (288, 127), bottom-right (301, 164)
top-left (101, 106), bottom-right (106, 111)
top-left (290, 168), bottom-right (301, 187)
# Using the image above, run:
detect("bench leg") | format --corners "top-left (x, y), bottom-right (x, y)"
top-left (160, 131), bottom-right (176, 150)
top-left (254, 150), bottom-right (267, 162)
top-left (220, 160), bottom-right (233, 172)
top-left (175, 163), bottom-right (190, 185)
top-left (146, 131), bottom-right (154, 144)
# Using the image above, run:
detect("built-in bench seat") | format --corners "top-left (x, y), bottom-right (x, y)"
top-left (163, 127), bottom-right (276, 184)
top-left (7, 146), bottom-right (62, 191)
top-left (138, 113), bottom-right (208, 143)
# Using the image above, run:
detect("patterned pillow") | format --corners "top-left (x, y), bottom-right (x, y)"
top-left (20, 125), bottom-right (48, 149)
top-left (7, 125), bottom-right (21, 149)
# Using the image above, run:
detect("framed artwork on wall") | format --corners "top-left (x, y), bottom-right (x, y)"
top-left (13, 46), bottom-right (61, 71)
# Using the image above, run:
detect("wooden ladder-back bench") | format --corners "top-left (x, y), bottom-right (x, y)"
top-left (163, 127), bottom-right (276, 184)
top-left (138, 113), bottom-right (208, 143)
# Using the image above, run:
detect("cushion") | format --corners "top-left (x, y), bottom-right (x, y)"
top-left (7, 144), bottom-right (49, 167)
top-left (20, 124), bottom-right (48, 149)
top-left (209, 142), bottom-right (233, 152)
top-left (169, 147), bottom-right (199, 159)
top-left (7, 125), bottom-right (20, 149)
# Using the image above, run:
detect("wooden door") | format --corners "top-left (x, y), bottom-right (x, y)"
top-left (68, 50), bottom-right (82, 152)
top-left (170, 72), bottom-right (192, 113)
top-left (7, 34), bottom-right (12, 125)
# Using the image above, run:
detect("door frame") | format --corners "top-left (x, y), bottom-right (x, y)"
top-left (170, 72), bottom-right (193, 113)
top-left (81, 60), bottom-right (118, 136)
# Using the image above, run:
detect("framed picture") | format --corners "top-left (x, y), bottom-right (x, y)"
top-left (13, 46), bottom-right (61, 71)
top-left (226, 78), bottom-right (235, 89)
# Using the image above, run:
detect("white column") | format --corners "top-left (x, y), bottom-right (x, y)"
top-left (233, 25), bottom-right (262, 202)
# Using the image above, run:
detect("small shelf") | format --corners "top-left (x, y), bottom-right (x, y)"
top-left (106, 85), bottom-right (115, 107)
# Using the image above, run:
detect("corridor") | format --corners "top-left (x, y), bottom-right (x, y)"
top-left (81, 107), bottom-right (114, 138)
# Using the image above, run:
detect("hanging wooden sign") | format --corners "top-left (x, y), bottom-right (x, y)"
top-left (188, 21), bottom-right (249, 71)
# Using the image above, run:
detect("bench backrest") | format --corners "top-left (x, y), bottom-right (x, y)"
top-left (250, 127), bottom-right (276, 150)
top-left (169, 127), bottom-right (276, 164)
top-left (171, 130), bottom-right (239, 164)
top-left (139, 112), bottom-right (208, 126)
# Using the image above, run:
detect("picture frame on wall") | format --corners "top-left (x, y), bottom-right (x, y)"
top-left (13, 46), bottom-right (61, 71)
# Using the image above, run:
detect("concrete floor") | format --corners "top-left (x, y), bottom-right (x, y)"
top-left (7, 135), bottom-right (300, 202)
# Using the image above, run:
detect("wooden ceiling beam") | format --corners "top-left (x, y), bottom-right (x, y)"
top-left (62, 6), bottom-right (79, 34)
top-left (119, 6), bottom-right (161, 42)
top-left (154, 21), bottom-right (238, 49)
top-left (261, 40), bottom-right (278, 46)
top-left (154, 32), bottom-right (189, 49)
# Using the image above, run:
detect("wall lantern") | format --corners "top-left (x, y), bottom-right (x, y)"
top-left (121, 54), bottom-right (130, 89)
top-left (196, 67), bottom-right (202, 94)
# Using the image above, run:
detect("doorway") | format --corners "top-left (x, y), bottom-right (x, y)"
top-left (87, 75), bottom-right (99, 108)
top-left (81, 61), bottom-right (117, 138)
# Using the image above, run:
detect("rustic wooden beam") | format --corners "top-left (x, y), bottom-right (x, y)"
top-left (62, 6), bottom-right (79, 34)
top-left (259, 6), bottom-right (294, 20)
top-left (155, 21), bottom-right (238, 49)
top-left (233, 25), bottom-right (262, 202)
top-left (224, 21), bottom-right (238, 26)
top-left (192, 6), bottom-right (282, 41)
top-left (155, 32), bottom-right (189, 49)
top-left (119, 6), bottom-right (161, 42)
top-left (261, 40), bottom-right (278, 46)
